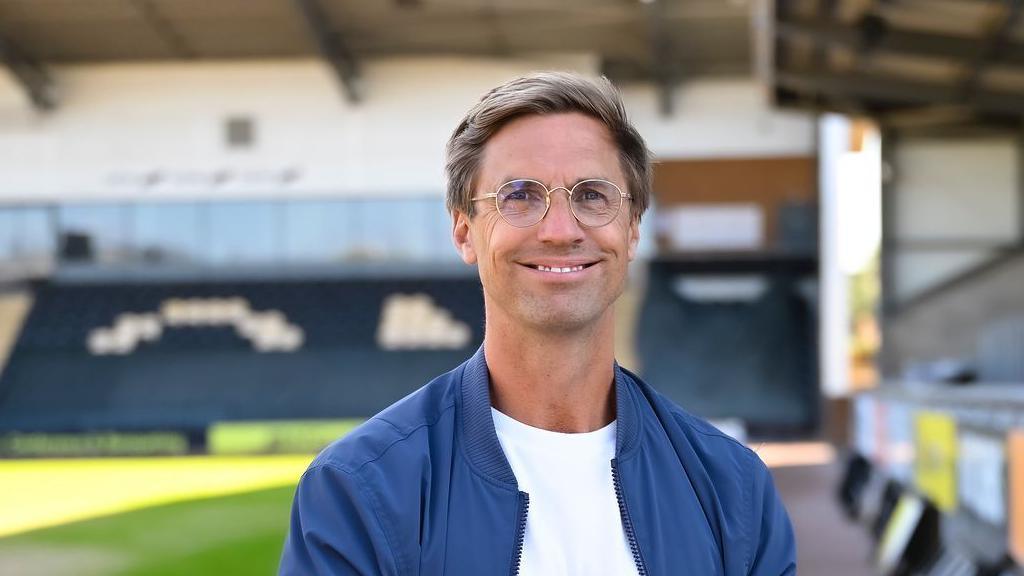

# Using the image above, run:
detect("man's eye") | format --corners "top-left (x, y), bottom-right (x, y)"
top-left (577, 189), bottom-right (609, 203)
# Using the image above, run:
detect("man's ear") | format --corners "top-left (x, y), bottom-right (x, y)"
top-left (626, 216), bottom-right (640, 261)
top-left (452, 211), bottom-right (478, 265)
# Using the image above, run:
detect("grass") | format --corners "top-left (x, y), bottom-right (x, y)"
top-left (0, 455), bottom-right (315, 537)
top-left (0, 484), bottom-right (298, 576)
top-left (0, 418), bottom-right (371, 575)
top-left (207, 419), bottom-right (363, 455)
top-left (0, 455), bottom-right (326, 575)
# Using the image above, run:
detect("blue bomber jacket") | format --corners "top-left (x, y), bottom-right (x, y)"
top-left (279, 348), bottom-right (797, 575)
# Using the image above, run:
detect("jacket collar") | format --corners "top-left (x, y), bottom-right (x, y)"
top-left (457, 345), bottom-right (642, 487)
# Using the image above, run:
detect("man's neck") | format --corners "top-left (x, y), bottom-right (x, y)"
top-left (483, 311), bottom-right (617, 434)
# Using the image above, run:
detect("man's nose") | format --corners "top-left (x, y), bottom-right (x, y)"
top-left (536, 188), bottom-right (585, 244)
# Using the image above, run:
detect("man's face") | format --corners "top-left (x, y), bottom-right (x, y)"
top-left (453, 112), bottom-right (640, 333)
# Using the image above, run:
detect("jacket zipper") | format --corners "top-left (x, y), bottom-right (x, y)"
top-left (509, 491), bottom-right (530, 576)
top-left (612, 459), bottom-right (649, 576)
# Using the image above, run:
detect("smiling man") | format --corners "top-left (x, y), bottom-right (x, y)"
top-left (279, 72), bottom-right (796, 575)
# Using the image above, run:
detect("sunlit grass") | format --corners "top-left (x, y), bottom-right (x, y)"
top-left (0, 484), bottom-right (297, 576)
top-left (0, 455), bottom-right (314, 538)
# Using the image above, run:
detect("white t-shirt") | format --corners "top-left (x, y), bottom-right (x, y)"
top-left (491, 408), bottom-right (641, 576)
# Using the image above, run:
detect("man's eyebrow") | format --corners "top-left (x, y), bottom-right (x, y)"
top-left (493, 175), bottom-right (523, 186)
top-left (490, 175), bottom-right (618, 187)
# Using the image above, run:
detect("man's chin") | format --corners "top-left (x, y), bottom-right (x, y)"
top-left (516, 303), bottom-right (605, 334)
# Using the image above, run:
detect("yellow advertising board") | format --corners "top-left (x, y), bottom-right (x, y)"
top-left (1008, 430), bottom-right (1024, 565)
top-left (913, 411), bottom-right (957, 512)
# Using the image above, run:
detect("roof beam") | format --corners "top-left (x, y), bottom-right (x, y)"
top-left (877, 105), bottom-right (979, 130)
top-left (811, 0), bottom-right (839, 72)
top-left (131, 0), bottom-right (195, 59)
top-left (774, 70), bottom-right (1024, 117)
top-left (293, 0), bottom-right (361, 104)
top-left (0, 33), bottom-right (55, 111)
top-left (643, 0), bottom-right (676, 116)
top-left (775, 70), bottom-right (955, 106)
top-left (772, 0), bottom-right (793, 97)
top-left (776, 15), bottom-right (1024, 68)
top-left (959, 0), bottom-right (1023, 101)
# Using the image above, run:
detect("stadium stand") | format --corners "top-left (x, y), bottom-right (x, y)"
top-left (0, 290), bottom-right (31, 377)
top-left (637, 256), bottom-right (819, 435)
top-left (0, 275), bottom-right (484, 434)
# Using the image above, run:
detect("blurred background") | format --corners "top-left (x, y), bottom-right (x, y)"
top-left (0, 0), bottom-right (1021, 574)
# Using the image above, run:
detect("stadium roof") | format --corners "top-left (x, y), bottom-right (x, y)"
top-left (769, 0), bottom-right (1024, 131)
top-left (0, 0), bottom-right (753, 112)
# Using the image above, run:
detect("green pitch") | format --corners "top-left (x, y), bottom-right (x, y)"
top-left (0, 483), bottom-right (297, 576)
top-left (0, 417), bottom-right (365, 576)
top-left (0, 455), bottom-right (318, 538)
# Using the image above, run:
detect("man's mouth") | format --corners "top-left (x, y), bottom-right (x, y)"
top-left (522, 262), bottom-right (598, 274)
top-left (534, 264), bottom-right (585, 273)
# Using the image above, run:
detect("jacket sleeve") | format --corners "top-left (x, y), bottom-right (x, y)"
top-left (279, 463), bottom-right (398, 576)
top-left (746, 457), bottom-right (797, 576)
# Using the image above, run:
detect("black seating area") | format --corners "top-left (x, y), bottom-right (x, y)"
top-left (637, 257), bottom-right (819, 435)
top-left (0, 275), bottom-right (484, 433)
top-left (1, 260), bottom-right (820, 437)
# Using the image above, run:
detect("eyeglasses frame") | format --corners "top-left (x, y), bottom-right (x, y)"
top-left (470, 178), bottom-right (632, 228)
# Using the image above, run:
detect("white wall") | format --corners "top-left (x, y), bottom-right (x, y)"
top-left (0, 56), bottom-right (814, 204)
top-left (894, 138), bottom-right (1018, 241)
top-left (623, 80), bottom-right (814, 159)
top-left (891, 137), bottom-right (1020, 300)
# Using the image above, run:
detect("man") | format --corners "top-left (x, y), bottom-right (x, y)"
top-left (280, 72), bottom-right (796, 575)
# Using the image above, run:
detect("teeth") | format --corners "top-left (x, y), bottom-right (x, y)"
top-left (535, 265), bottom-right (585, 273)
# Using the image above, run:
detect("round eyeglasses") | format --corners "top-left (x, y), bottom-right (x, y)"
top-left (471, 179), bottom-right (632, 228)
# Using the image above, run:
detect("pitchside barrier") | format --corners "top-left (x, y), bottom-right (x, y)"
top-left (840, 385), bottom-right (1024, 576)
top-left (0, 418), bottom-right (366, 458)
